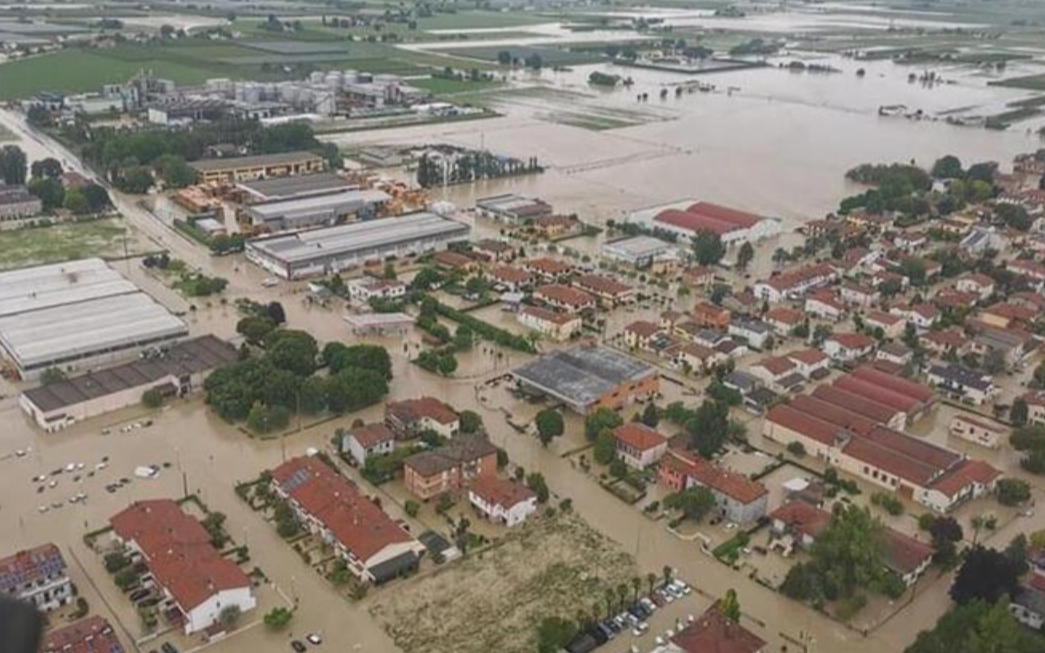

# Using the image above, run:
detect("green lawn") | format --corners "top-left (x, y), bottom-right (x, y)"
top-left (409, 76), bottom-right (502, 96)
top-left (991, 73), bottom-right (1045, 91)
top-left (0, 218), bottom-right (136, 271)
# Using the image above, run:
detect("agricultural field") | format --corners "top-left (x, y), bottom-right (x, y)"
top-left (409, 76), bottom-right (503, 97)
top-left (0, 218), bottom-right (147, 271)
top-left (446, 44), bottom-right (605, 66)
top-left (415, 10), bottom-right (558, 30)
top-left (369, 511), bottom-right (638, 653)
top-left (466, 86), bottom-right (676, 131)
top-left (992, 73), bottom-right (1045, 92)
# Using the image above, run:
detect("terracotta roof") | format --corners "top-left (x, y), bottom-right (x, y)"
top-left (764, 306), bottom-right (803, 325)
top-left (860, 425), bottom-right (960, 471)
top-left (654, 209), bottom-right (740, 236)
top-left (834, 375), bottom-right (922, 414)
top-left (827, 332), bottom-right (876, 351)
top-left (671, 604), bottom-right (766, 653)
top-left (961, 273), bottom-right (995, 288)
top-left (690, 461), bottom-right (768, 505)
top-left (865, 310), bottom-right (903, 327)
top-left (754, 356), bottom-right (796, 377)
top-left (574, 273), bottom-right (632, 296)
top-left (786, 349), bottom-right (828, 366)
top-left (1022, 391), bottom-right (1045, 407)
top-left (613, 423), bottom-right (667, 452)
top-left (811, 385), bottom-right (901, 424)
top-left (524, 257), bottom-right (572, 275)
top-left (686, 201), bottom-right (762, 228)
top-left (43, 616), bottom-right (124, 653)
top-left (348, 423), bottom-right (394, 448)
top-left (386, 397), bottom-right (459, 426)
top-left (807, 288), bottom-right (844, 310)
top-left (694, 302), bottom-right (731, 321)
top-left (433, 250), bottom-right (475, 269)
top-left (927, 458), bottom-right (1001, 498)
top-left (469, 475), bottom-right (535, 509)
top-left (924, 329), bottom-right (966, 350)
top-left (851, 366), bottom-right (935, 403)
top-left (766, 404), bottom-right (848, 447)
top-left (535, 283), bottom-right (595, 308)
top-left (842, 437), bottom-right (940, 486)
top-left (625, 320), bottom-right (660, 338)
top-left (789, 395), bottom-right (876, 435)
top-left (405, 434), bottom-right (498, 477)
top-left (273, 457), bottom-right (414, 564)
top-left (882, 529), bottom-right (934, 575)
top-left (769, 500), bottom-right (831, 540)
top-left (760, 262), bottom-right (835, 293)
top-left (984, 302), bottom-right (1038, 323)
top-left (474, 239), bottom-right (514, 253)
top-left (488, 266), bottom-right (533, 285)
top-left (0, 543), bottom-right (65, 593)
top-left (521, 305), bottom-right (578, 326)
top-left (110, 500), bottom-right (250, 611)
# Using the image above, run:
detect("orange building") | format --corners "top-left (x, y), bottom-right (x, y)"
top-left (402, 435), bottom-right (498, 501)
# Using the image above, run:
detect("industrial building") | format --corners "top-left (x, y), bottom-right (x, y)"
top-left (20, 335), bottom-right (237, 431)
top-left (190, 151), bottom-right (325, 184)
top-left (510, 344), bottom-right (658, 414)
top-left (627, 200), bottom-right (781, 247)
top-left (246, 212), bottom-right (470, 279)
top-left (0, 259), bottom-right (187, 380)
top-left (237, 172), bottom-right (355, 203)
top-left (601, 235), bottom-right (681, 271)
top-left (246, 188), bottom-right (391, 233)
top-left (475, 194), bottom-right (553, 224)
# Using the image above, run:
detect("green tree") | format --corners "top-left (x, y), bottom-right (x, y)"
top-left (536, 616), bottom-right (576, 653)
top-left (950, 545), bottom-right (1021, 605)
top-left (236, 316), bottom-right (277, 345)
top-left (39, 367), bottom-right (66, 385)
top-left (996, 478), bottom-right (1031, 506)
top-left (664, 486), bottom-right (717, 522)
top-left (0, 144), bottom-right (28, 185)
top-left (30, 157), bottom-right (62, 179)
top-left (62, 188), bottom-right (89, 215)
top-left (535, 408), bottom-right (565, 447)
top-left (718, 589), bottom-right (741, 622)
top-left (640, 402), bottom-right (660, 427)
top-left (584, 407), bottom-right (623, 442)
top-left (459, 410), bottom-right (483, 434)
top-left (526, 472), bottom-right (550, 503)
top-left (905, 599), bottom-right (1041, 653)
top-left (931, 155), bottom-right (963, 179)
top-left (154, 154), bottom-right (197, 188)
top-left (266, 330), bottom-right (319, 376)
top-left (691, 230), bottom-right (726, 266)
top-left (1010, 398), bottom-right (1028, 426)
top-left (141, 388), bottom-right (165, 409)
top-left (27, 176), bottom-right (64, 210)
top-left (736, 242), bottom-right (754, 271)
top-left (593, 431), bottom-right (617, 465)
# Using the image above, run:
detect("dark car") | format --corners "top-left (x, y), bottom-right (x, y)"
top-left (160, 643), bottom-right (178, 653)
top-left (129, 588), bottom-right (151, 602)
top-left (291, 641), bottom-right (307, 653)
top-left (605, 618), bottom-right (621, 634)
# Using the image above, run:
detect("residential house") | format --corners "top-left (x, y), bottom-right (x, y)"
top-left (472, 239), bottom-right (516, 263)
top-left (341, 423), bottom-right (395, 466)
top-left (521, 257), bottom-right (572, 282)
top-left (927, 364), bottom-right (997, 405)
top-left (660, 310), bottom-right (685, 330)
top-left (692, 302), bottom-right (731, 330)
top-left (949, 414), bottom-right (1005, 449)
top-left (764, 306), bottom-right (804, 336)
top-left (533, 284), bottom-right (596, 314)
top-left (877, 342), bottom-right (913, 367)
top-left (624, 320), bottom-right (661, 351)
top-left (968, 322), bottom-right (1040, 368)
top-left (0, 544), bottom-right (72, 613)
top-left (662, 604), bottom-right (766, 653)
top-left (385, 397), bottom-right (460, 440)
top-left (786, 349), bottom-right (831, 380)
top-left (1009, 291), bottom-right (1045, 314)
top-left (728, 318), bottom-right (773, 350)
top-left (42, 617), bottom-right (125, 653)
top-left (805, 289), bottom-right (846, 321)
top-left (673, 343), bottom-right (723, 374)
top-left (613, 423), bottom-right (668, 469)
top-left (823, 332), bottom-right (876, 363)
top-left (753, 263), bottom-right (836, 303)
top-left (403, 434), bottom-right (498, 501)
top-left (890, 303), bottom-right (939, 331)
top-left (894, 231), bottom-right (928, 253)
top-left (980, 302), bottom-right (1038, 330)
top-left (659, 449), bottom-right (769, 523)
top-left (348, 278), bottom-right (407, 304)
top-left (1010, 574), bottom-right (1045, 630)
top-left (864, 310), bottom-right (905, 339)
top-left (272, 457), bottom-right (424, 584)
top-left (750, 356), bottom-right (804, 394)
top-left (468, 476), bottom-right (537, 527)
top-left (839, 281), bottom-right (880, 308)
top-left (486, 266), bottom-right (533, 292)
top-left (518, 306), bottom-right (582, 341)
top-left (923, 329), bottom-right (970, 358)
top-left (934, 288), bottom-right (981, 312)
top-left (1007, 258), bottom-right (1045, 285)
top-left (433, 250), bottom-right (479, 273)
top-left (956, 273), bottom-right (996, 301)
top-left (110, 500), bottom-right (255, 634)
top-left (531, 214), bottom-right (578, 238)
top-left (1021, 391), bottom-right (1045, 427)
top-left (681, 265), bottom-right (715, 289)
top-left (572, 274), bottom-right (635, 307)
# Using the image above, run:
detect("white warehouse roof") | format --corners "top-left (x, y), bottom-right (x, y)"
top-left (0, 258), bottom-right (138, 318)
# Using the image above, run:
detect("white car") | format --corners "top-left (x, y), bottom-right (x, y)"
top-left (15, 449), bottom-right (26, 457)
top-left (32, 475), bottom-right (47, 483)
top-left (37, 505), bottom-right (49, 513)
top-left (48, 480), bottom-right (58, 488)
top-left (306, 633), bottom-right (322, 645)
top-left (632, 623), bottom-right (649, 637)
top-left (64, 463), bottom-right (77, 472)
top-left (95, 462), bottom-right (108, 471)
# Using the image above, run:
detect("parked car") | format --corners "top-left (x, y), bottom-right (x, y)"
top-left (605, 618), bottom-right (622, 634)
top-left (291, 641), bottom-right (306, 653)
top-left (306, 633), bottom-right (322, 645)
top-left (649, 592), bottom-right (666, 607)
top-left (632, 622), bottom-right (649, 637)
top-left (595, 623), bottom-right (615, 641)
top-left (160, 643), bottom-right (178, 653)
top-left (128, 589), bottom-right (151, 602)
top-left (640, 597), bottom-right (657, 613)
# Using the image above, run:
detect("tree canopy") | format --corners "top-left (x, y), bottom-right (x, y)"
top-left (950, 545), bottom-right (1021, 605)
top-left (905, 599), bottom-right (1042, 653)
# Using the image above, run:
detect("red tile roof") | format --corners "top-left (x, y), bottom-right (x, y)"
top-left (865, 310), bottom-right (903, 327)
top-left (1022, 391), bottom-right (1045, 407)
top-left (387, 397), bottom-right (458, 425)
top-left (671, 604), bottom-right (766, 653)
top-left (521, 305), bottom-right (578, 326)
top-left (754, 356), bottom-right (796, 377)
top-left (852, 366), bottom-right (935, 404)
top-left (574, 273), bottom-right (632, 297)
top-left (789, 395), bottom-right (876, 435)
top-left (110, 500), bottom-right (250, 611)
top-left (766, 404), bottom-right (847, 447)
top-left (861, 425), bottom-right (960, 471)
top-left (842, 437), bottom-right (940, 486)
top-left (686, 202), bottom-right (762, 228)
top-left (535, 284), bottom-right (596, 308)
top-left (488, 266), bottom-right (533, 285)
top-left (273, 457), bottom-right (414, 564)
top-left (786, 349), bottom-right (829, 366)
top-left (690, 462), bottom-right (768, 505)
top-left (827, 332), bottom-right (876, 351)
top-left (882, 529), bottom-right (934, 575)
top-left (764, 306), bottom-right (803, 325)
top-left (613, 423), bottom-right (667, 452)
top-left (348, 423), bottom-right (394, 448)
top-left (654, 209), bottom-right (740, 236)
top-left (834, 376), bottom-right (921, 414)
top-left (469, 475), bottom-right (536, 509)
top-left (43, 616), bottom-right (124, 653)
top-left (962, 273), bottom-right (995, 288)
top-left (924, 329), bottom-right (967, 350)
top-left (928, 458), bottom-right (1001, 499)
top-left (524, 257), bottom-right (572, 275)
top-left (761, 262), bottom-right (835, 293)
top-left (812, 385), bottom-right (901, 424)
top-left (625, 320), bottom-right (660, 338)
top-left (769, 500), bottom-right (831, 540)
top-left (433, 250), bottom-right (475, 269)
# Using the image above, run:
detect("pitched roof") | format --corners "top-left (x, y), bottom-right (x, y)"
top-left (524, 257), bottom-right (572, 275)
top-left (789, 395), bottom-right (876, 435)
top-left (348, 423), bottom-right (394, 448)
top-left (43, 616), bottom-right (124, 653)
top-left (827, 332), bottom-right (876, 351)
top-left (686, 201), bottom-right (762, 228)
top-left (386, 397), bottom-right (459, 425)
top-left (759, 263), bottom-right (834, 293)
top-left (786, 349), bottom-right (829, 366)
top-left (521, 305), bottom-right (579, 325)
top-left (764, 306), bottom-right (803, 325)
top-left (535, 283), bottom-right (596, 308)
top-left (613, 423), bottom-right (667, 452)
top-left (272, 457), bottom-right (415, 564)
top-left (851, 365), bottom-right (935, 403)
top-left (110, 500), bottom-right (250, 611)
top-left (0, 543), bottom-right (65, 594)
top-left (834, 375), bottom-right (921, 413)
top-left (812, 384), bottom-right (902, 424)
top-left (469, 475), bottom-right (535, 509)
top-left (405, 434), bottom-right (499, 477)
top-left (927, 458), bottom-right (1001, 498)
top-left (766, 404), bottom-right (848, 447)
top-left (625, 320), bottom-right (660, 338)
top-left (882, 529), bottom-right (934, 575)
top-left (769, 500), bottom-right (831, 540)
top-left (654, 209), bottom-right (740, 236)
top-left (753, 355), bottom-right (796, 377)
top-left (488, 265), bottom-right (533, 284)
top-left (574, 273), bottom-right (632, 296)
top-left (670, 604), bottom-right (766, 653)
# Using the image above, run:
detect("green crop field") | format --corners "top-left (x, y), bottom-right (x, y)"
top-left (991, 73), bottom-right (1045, 92)
top-left (0, 218), bottom-right (140, 271)
top-left (416, 10), bottom-right (556, 30)
top-left (409, 77), bottom-right (503, 96)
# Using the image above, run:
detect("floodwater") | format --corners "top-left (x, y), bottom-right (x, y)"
top-left (325, 49), bottom-right (1042, 225)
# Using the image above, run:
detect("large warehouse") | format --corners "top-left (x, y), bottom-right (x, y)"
top-left (246, 212), bottom-right (470, 279)
top-left (0, 259), bottom-right (187, 380)
top-left (247, 188), bottom-right (391, 233)
top-left (627, 200), bottom-right (781, 247)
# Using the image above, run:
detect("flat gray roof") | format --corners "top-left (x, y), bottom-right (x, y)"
top-left (190, 150), bottom-right (321, 172)
top-left (511, 345), bottom-right (656, 408)
top-left (248, 213), bottom-right (469, 265)
top-left (601, 236), bottom-right (675, 257)
top-left (248, 189), bottom-right (391, 220)
top-left (0, 258), bottom-right (138, 318)
top-left (237, 172), bottom-right (355, 200)
top-left (22, 335), bottom-right (237, 413)
top-left (0, 292), bottom-right (187, 371)
top-left (476, 194), bottom-right (547, 214)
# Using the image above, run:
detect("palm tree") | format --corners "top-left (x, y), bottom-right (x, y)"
top-left (604, 588), bottom-right (615, 618)
top-left (616, 583), bottom-right (629, 611)
top-left (662, 565), bottom-right (674, 586)
top-left (632, 576), bottom-right (642, 603)
top-left (646, 572), bottom-right (658, 595)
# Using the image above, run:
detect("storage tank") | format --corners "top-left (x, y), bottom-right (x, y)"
top-left (309, 71), bottom-right (325, 84)
top-left (324, 70), bottom-right (344, 89)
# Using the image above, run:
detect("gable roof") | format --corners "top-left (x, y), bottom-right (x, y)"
top-left (469, 475), bottom-right (535, 509)
top-left (613, 423), bottom-right (667, 452)
top-left (671, 604), bottom-right (765, 653)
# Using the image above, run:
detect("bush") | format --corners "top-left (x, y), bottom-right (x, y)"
top-left (404, 500), bottom-right (420, 517)
top-left (871, 492), bottom-right (904, 516)
top-left (264, 607), bottom-right (293, 630)
top-left (141, 388), bottom-right (165, 409)
top-left (104, 552), bottom-right (130, 573)
top-left (114, 568), bottom-right (138, 590)
top-left (786, 441), bottom-right (806, 457)
top-left (997, 478), bottom-right (1032, 506)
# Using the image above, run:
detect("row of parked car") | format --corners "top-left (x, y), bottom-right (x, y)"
top-left (565, 580), bottom-right (693, 653)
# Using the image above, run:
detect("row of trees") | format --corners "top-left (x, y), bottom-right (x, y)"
top-left (0, 146), bottom-right (110, 213)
